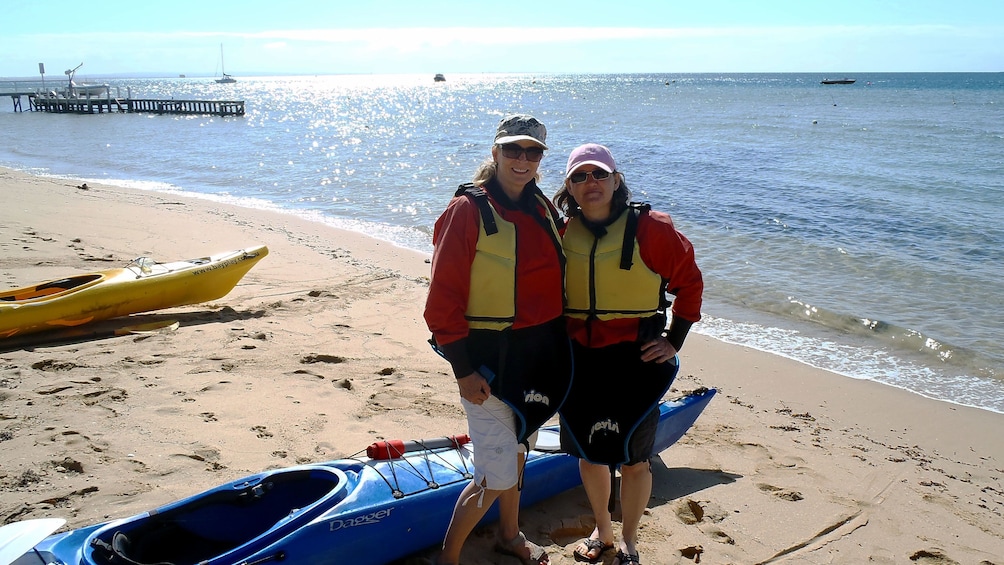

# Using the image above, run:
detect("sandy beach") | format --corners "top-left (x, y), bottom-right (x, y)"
top-left (1, 167), bottom-right (1002, 564)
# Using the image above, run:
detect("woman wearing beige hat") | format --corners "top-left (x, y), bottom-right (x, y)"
top-left (554, 143), bottom-right (703, 565)
top-left (425, 114), bottom-right (573, 565)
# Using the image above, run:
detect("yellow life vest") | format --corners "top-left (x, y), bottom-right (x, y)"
top-left (564, 205), bottom-right (664, 321)
top-left (461, 184), bottom-right (563, 330)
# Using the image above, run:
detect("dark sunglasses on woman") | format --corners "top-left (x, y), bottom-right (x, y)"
top-left (499, 143), bottom-right (545, 162)
top-left (569, 169), bottom-right (612, 183)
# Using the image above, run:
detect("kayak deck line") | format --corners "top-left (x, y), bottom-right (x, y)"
top-left (350, 437), bottom-right (476, 499)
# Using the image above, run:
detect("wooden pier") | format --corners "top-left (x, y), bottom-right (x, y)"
top-left (2, 82), bottom-right (244, 116)
top-left (29, 95), bottom-right (245, 116)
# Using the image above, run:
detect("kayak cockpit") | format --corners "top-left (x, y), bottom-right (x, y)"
top-left (0, 274), bottom-right (104, 302)
top-left (83, 466), bottom-right (348, 565)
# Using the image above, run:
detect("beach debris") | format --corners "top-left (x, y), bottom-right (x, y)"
top-left (908, 549), bottom-right (957, 563)
top-left (53, 457), bottom-right (83, 473)
top-left (680, 544), bottom-right (703, 562)
top-left (301, 354), bottom-right (345, 364)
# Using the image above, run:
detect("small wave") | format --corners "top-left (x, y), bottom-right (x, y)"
top-left (696, 313), bottom-right (1004, 414)
top-left (771, 297), bottom-right (998, 380)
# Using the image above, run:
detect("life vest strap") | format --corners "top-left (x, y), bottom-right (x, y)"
top-left (456, 184), bottom-right (499, 236)
top-left (619, 202), bottom-right (651, 270)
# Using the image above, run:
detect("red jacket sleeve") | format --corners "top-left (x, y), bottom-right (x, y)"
top-left (637, 210), bottom-right (704, 323)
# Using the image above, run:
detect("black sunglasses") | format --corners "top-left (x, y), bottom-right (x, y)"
top-left (498, 143), bottom-right (545, 162)
top-left (569, 169), bottom-right (612, 183)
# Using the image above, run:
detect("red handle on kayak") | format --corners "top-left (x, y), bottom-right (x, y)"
top-left (366, 434), bottom-right (471, 460)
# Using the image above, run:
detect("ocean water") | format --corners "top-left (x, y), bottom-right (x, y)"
top-left (2, 72), bottom-right (1002, 413)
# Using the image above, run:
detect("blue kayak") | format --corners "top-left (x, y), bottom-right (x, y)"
top-left (11, 388), bottom-right (715, 565)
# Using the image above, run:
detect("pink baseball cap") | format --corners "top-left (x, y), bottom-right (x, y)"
top-left (565, 143), bottom-right (617, 179)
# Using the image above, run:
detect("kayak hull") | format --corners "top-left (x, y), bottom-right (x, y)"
top-left (0, 246), bottom-right (268, 339)
top-left (12, 388), bottom-right (715, 565)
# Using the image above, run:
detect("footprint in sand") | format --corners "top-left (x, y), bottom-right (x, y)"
top-left (674, 499), bottom-right (705, 524)
top-left (31, 360), bottom-right (81, 372)
top-left (757, 483), bottom-right (805, 501)
top-left (251, 425), bottom-right (273, 439)
top-left (703, 526), bottom-right (735, 545)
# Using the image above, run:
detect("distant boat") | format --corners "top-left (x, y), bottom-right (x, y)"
top-left (434, 73), bottom-right (446, 82)
top-left (216, 44), bottom-right (237, 84)
top-left (821, 78), bottom-right (855, 85)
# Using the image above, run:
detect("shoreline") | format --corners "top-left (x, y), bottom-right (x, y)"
top-left (14, 162), bottom-right (1003, 416)
top-left (2, 167), bottom-right (1003, 563)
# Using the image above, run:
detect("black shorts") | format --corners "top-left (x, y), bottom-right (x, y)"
top-left (561, 404), bottom-right (659, 465)
top-left (559, 340), bottom-right (676, 465)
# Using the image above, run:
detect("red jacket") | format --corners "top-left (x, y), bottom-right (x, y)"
top-left (424, 180), bottom-right (565, 375)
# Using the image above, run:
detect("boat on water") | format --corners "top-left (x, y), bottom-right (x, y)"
top-left (434, 73), bottom-right (446, 82)
top-left (67, 82), bottom-right (109, 97)
top-left (821, 78), bottom-right (856, 84)
top-left (7, 388), bottom-right (716, 565)
top-left (0, 246), bottom-right (268, 339)
top-left (215, 44), bottom-right (237, 84)
top-left (55, 63), bottom-right (110, 98)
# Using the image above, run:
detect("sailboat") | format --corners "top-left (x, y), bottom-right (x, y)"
top-left (215, 44), bottom-right (237, 84)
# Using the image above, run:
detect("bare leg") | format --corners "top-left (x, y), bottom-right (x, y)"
top-left (579, 460), bottom-right (617, 550)
top-left (437, 480), bottom-right (501, 565)
top-left (496, 451), bottom-right (525, 542)
top-left (617, 460), bottom-right (652, 558)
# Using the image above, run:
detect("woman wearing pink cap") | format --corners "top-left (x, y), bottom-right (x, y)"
top-left (553, 144), bottom-right (703, 565)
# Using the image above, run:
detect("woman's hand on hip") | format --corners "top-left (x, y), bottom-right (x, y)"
top-left (457, 371), bottom-right (491, 405)
top-left (640, 337), bottom-right (678, 364)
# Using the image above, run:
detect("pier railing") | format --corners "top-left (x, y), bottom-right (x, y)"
top-left (2, 81), bottom-right (245, 116)
top-left (0, 80), bottom-right (49, 95)
top-left (127, 99), bottom-right (245, 116)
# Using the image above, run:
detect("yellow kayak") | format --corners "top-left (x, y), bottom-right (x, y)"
top-left (0, 245), bottom-right (268, 339)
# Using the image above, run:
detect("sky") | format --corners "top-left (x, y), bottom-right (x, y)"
top-left (1, 0), bottom-right (1002, 78)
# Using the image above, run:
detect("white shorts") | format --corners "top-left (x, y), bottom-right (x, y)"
top-left (461, 395), bottom-right (537, 491)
